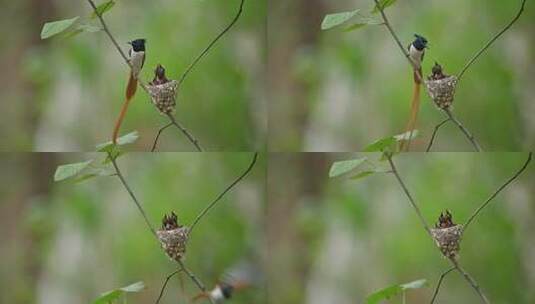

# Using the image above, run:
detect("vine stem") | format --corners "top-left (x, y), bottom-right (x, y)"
top-left (457, 0), bottom-right (527, 81)
top-left (155, 270), bottom-right (181, 304)
top-left (178, 260), bottom-right (216, 304)
top-left (426, 118), bottom-right (451, 152)
top-left (449, 258), bottom-right (490, 304)
top-left (443, 108), bottom-right (482, 151)
top-left (463, 152), bottom-right (532, 234)
top-left (86, 0), bottom-right (201, 151)
top-left (151, 122), bottom-right (174, 152)
top-left (188, 152), bottom-right (258, 236)
top-left (430, 267), bottom-right (455, 304)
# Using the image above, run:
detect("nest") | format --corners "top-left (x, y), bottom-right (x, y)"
top-left (157, 212), bottom-right (189, 261)
top-left (147, 80), bottom-right (178, 115)
top-left (425, 76), bottom-right (458, 110)
top-left (431, 225), bottom-right (463, 259)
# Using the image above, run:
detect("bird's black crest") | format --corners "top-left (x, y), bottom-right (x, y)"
top-left (129, 39), bottom-right (146, 52)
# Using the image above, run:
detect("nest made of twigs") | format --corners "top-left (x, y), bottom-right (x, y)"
top-left (425, 75), bottom-right (458, 110)
top-left (157, 212), bottom-right (189, 261)
top-left (147, 80), bottom-right (178, 115)
top-left (431, 224), bottom-right (463, 259)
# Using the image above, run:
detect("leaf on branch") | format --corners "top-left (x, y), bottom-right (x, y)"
top-left (349, 170), bottom-right (376, 180)
top-left (321, 10), bottom-right (360, 30)
top-left (91, 0), bottom-right (116, 18)
top-left (54, 160), bottom-right (94, 182)
top-left (394, 129), bottom-right (419, 142)
top-left (372, 0), bottom-right (398, 14)
top-left (329, 157), bottom-right (367, 178)
top-left (92, 281), bottom-right (145, 304)
top-left (97, 131), bottom-right (140, 153)
top-left (366, 279), bottom-right (427, 304)
top-left (40, 16), bottom-right (80, 39)
top-left (363, 130), bottom-right (419, 152)
top-left (343, 15), bottom-right (383, 32)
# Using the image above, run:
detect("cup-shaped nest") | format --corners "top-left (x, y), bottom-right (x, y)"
top-left (148, 80), bottom-right (178, 115)
top-left (431, 224), bottom-right (463, 259)
top-left (157, 212), bottom-right (189, 261)
top-left (425, 76), bottom-right (458, 110)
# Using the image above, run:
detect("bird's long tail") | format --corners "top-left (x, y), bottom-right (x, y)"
top-left (400, 68), bottom-right (422, 151)
top-left (112, 72), bottom-right (137, 143)
top-left (192, 293), bottom-right (209, 302)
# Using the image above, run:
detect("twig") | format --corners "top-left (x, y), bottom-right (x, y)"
top-left (155, 270), bottom-right (182, 304)
top-left (166, 113), bottom-right (203, 152)
top-left (430, 267), bottom-right (455, 304)
top-left (457, 0), bottom-right (527, 81)
top-left (426, 118), bottom-right (451, 152)
top-left (372, 0), bottom-right (421, 81)
top-left (108, 152), bottom-right (157, 237)
top-left (86, 0), bottom-right (201, 151)
top-left (385, 153), bottom-right (432, 235)
top-left (189, 152), bottom-right (258, 236)
top-left (449, 258), bottom-right (490, 304)
top-left (151, 122), bottom-right (174, 152)
top-left (178, 260), bottom-right (215, 304)
top-left (443, 108), bottom-right (482, 151)
top-left (463, 152), bottom-right (532, 234)
top-left (177, 0), bottom-right (245, 87)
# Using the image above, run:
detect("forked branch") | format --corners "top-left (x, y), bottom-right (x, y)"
top-left (443, 108), bottom-right (482, 152)
top-left (430, 267), bottom-right (455, 304)
top-left (426, 118), bottom-right (451, 152)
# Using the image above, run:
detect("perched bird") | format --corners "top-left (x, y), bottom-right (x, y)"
top-left (112, 38), bottom-right (146, 144)
top-left (401, 34), bottom-right (428, 151)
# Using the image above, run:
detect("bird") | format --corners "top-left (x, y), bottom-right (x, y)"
top-left (112, 38), bottom-right (146, 144)
top-left (401, 34), bottom-right (428, 151)
top-left (192, 279), bottom-right (249, 303)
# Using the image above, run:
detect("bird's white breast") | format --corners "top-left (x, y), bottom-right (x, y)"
top-left (129, 51), bottom-right (145, 76)
top-left (210, 287), bottom-right (225, 303)
top-left (408, 44), bottom-right (424, 68)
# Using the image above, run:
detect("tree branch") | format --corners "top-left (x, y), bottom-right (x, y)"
top-left (373, 0), bottom-right (422, 81)
top-left (449, 258), bottom-right (490, 304)
top-left (155, 270), bottom-right (182, 304)
top-left (443, 108), bottom-right (482, 151)
top-left (385, 153), bottom-right (432, 235)
top-left (463, 152), bottom-right (532, 234)
top-left (430, 267), bottom-right (455, 304)
top-left (165, 113), bottom-right (203, 152)
top-left (188, 152), bottom-right (258, 236)
top-left (108, 152), bottom-right (157, 237)
top-left (178, 260), bottom-right (215, 304)
top-left (86, 0), bottom-right (201, 151)
top-left (151, 122), bottom-right (174, 152)
top-left (457, 0), bottom-right (527, 81)
top-left (177, 0), bottom-right (245, 87)
top-left (426, 118), bottom-right (451, 152)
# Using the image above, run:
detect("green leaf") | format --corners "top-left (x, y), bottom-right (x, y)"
top-left (372, 0), bottom-right (398, 14)
top-left (321, 10), bottom-right (360, 30)
top-left (363, 136), bottom-right (396, 152)
top-left (343, 15), bottom-right (383, 32)
top-left (96, 131), bottom-right (139, 152)
top-left (54, 160), bottom-right (93, 182)
top-left (349, 170), bottom-right (376, 180)
top-left (329, 158), bottom-right (367, 178)
top-left (41, 16), bottom-right (80, 39)
top-left (92, 281), bottom-right (145, 304)
top-left (394, 129), bottom-right (419, 142)
top-left (91, 0), bottom-right (116, 18)
top-left (366, 279), bottom-right (427, 304)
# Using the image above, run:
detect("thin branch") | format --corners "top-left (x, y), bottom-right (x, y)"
top-left (449, 258), bottom-right (490, 304)
top-left (385, 153), bottom-right (432, 235)
top-left (189, 152), bottom-right (258, 236)
top-left (151, 122), bottom-right (174, 152)
top-left (166, 113), bottom-right (203, 152)
top-left (426, 118), bottom-right (451, 152)
top-left (108, 152), bottom-right (157, 237)
top-left (457, 0), bottom-right (526, 81)
top-left (373, 0), bottom-right (422, 81)
top-left (430, 267), bottom-right (455, 304)
top-left (463, 152), bottom-right (532, 234)
top-left (86, 0), bottom-right (201, 151)
top-left (443, 108), bottom-right (482, 151)
top-left (155, 270), bottom-right (182, 304)
top-left (177, 0), bottom-right (245, 87)
top-left (178, 260), bottom-right (215, 304)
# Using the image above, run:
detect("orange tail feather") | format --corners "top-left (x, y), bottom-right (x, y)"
top-left (400, 70), bottom-right (422, 151)
top-left (112, 72), bottom-right (137, 143)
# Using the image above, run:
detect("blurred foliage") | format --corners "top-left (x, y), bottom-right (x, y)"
top-left (0, 0), bottom-right (265, 151)
top-left (0, 153), bottom-right (266, 303)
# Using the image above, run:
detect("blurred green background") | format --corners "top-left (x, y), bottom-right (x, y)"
top-left (0, 152), bottom-right (265, 303)
top-left (0, 0), bottom-right (266, 151)
top-left (267, 152), bottom-right (534, 303)
top-left (268, 0), bottom-right (534, 151)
